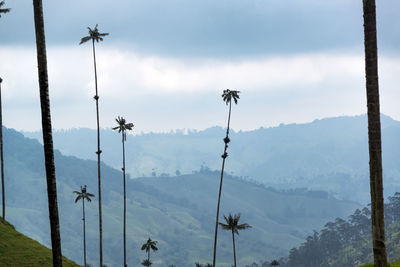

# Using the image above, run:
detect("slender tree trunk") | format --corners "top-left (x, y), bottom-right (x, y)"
top-left (231, 230), bottom-right (236, 267)
top-left (148, 250), bottom-right (150, 262)
top-left (212, 101), bottom-right (232, 267)
top-left (122, 134), bottom-right (127, 267)
top-left (362, 1), bottom-right (388, 266)
top-left (0, 78), bottom-right (4, 222)
top-left (92, 39), bottom-right (103, 267)
top-left (83, 199), bottom-right (87, 267)
top-left (32, 1), bottom-right (63, 266)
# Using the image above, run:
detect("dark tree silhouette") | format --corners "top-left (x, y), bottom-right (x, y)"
top-left (33, 0), bottom-right (62, 265)
top-left (0, 2), bottom-right (9, 223)
top-left (0, 78), bottom-right (4, 222)
top-left (74, 185), bottom-right (95, 267)
top-left (219, 213), bottom-right (251, 267)
top-left (212, 89), bottom-right (240, 267)
top-left (0, 1), bottom-right (10, 17)
top-left (362, 1), bottom-right (388, 266)
top-left (80, 24), bottom-right (108, 267)
top-left (141, 238), bottom-right (158, 264)
top-left (270, 260), bottom-right (279, 266)
top-left (141, 259), bottom-right (152, 267)
top-left (112, 116), bottom-right (134, 267)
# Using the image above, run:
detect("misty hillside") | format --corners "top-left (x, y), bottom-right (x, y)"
top-left (24, 114), bottom-right (400, 203)
top-left (3, 127), bottom-right (360, 266)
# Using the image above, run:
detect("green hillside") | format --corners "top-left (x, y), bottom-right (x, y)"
top-left (0, 218), bottom-right (79, 266)
top-left (2, 127), bottom-right (361, 266)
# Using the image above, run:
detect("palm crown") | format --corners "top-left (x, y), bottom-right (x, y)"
top-left (141, 238), bottom-right (158, 253)
top-left (219, 213), bottom-right (251, 235)
top-left (79, 24), bottom-right (109, 45)
top-left (73, 185), bottom-right (95, 203)
top-left (112, 116), bottom-right (134, 141)
top-left (0, 1), bottom-right (10, 17)
top-left (222, 89), bottom-right (240, 105)
top-left (141, 259), bottom-right (152, 267)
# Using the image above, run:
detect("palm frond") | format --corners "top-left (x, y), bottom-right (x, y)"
top-left (237, 223), bottom-right (251, 230)
top-left (75, 195), bottom-right (82, 203)
top-left (79, 36), bottom-right (91, 45)
top-left (141, 244), bottom-right (147, 250)
top-left (218, 222), bottom-right (231, 230)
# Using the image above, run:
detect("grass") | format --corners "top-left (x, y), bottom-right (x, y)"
top-left (361, 259), bottom-right (400, 267)
top-left (0, 217), bottom-right (80, 267)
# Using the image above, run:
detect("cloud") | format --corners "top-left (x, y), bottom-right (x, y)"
top-left (0, 46), bottom-right (399, 132)
top-left (1, 0), bottom-right (399, 57)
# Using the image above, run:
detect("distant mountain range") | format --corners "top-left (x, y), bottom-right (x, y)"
top-left (23, 114), bottom-right (400, 203)
top-left (3, 126), bottom-right (360, 266)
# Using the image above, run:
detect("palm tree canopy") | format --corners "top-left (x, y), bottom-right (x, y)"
top-left (219, 213), bottom-right (251, 235)
top-left (0, 1), bottom-right (11, 16)
top-left (222, 89), bottom-right (240, 105)
top-left (270, 260), bottom-right (280, 266)
top-left (141, 237), bottom-right (158, 252)
top-left (141, 259), bottom-right (152, 267)
top-left (112, 116), bottom-right (134, 140)
top-left (73, 185), bottom-right (95, 203)
top-left (79, 24), bottom-right (109, 45)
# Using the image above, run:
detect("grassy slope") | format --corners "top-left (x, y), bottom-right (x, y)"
top-left (361, 260), bottom-right (400, 267)
top-left (0, 218), bottom-right (80, 267)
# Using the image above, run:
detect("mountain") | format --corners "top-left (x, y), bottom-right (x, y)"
top-left (2, 127), bottom-right (360, 266)
top-left (23, 114), bottom-right (400, 203)
top-left (0, 218), bottom-right (79, 266)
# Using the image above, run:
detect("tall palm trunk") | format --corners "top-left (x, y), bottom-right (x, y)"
top-left (362, 0), bottom-right (388, 266)
top-left (91, 38), bottom-right (103, 267)
top-left (32, 0), bottom-right (62, 266)
top-left (122, 134), bottom-right (127, 267)
top-left (213, 100), bottom-right (232, 267)
top-left (231, 230), bottom-right (236, 267)
top-left (0, 78), bottom-right (4, 222)
top-left (147, 249), bottom-right (150, 262)
top-left (82, 198), bottom-right (87, 267)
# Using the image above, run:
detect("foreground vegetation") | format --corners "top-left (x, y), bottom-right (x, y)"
top-left (0, 218), bottom-right (79, 266)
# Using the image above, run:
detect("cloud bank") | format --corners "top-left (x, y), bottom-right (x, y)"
top-left (0, 46), bottom-right (399, 132)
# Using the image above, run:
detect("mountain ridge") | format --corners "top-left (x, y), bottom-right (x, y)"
top-left (22, 114), bottom-right (400, 204)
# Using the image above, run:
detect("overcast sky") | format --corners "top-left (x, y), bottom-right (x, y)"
top-left (0, 0), bottom-right (399, 132)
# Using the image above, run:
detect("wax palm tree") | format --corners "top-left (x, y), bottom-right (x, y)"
top-left (270, 260), bottom-right (279, 266)
top-left (80, 24), bottom-right (108, 267)
top-left (141, 259), bottom-right (152, 267)
top-left (141, 238), bottom-right (158, 263)
top-left (112, 116), bottom-right (134, 267)
top-left (33, 0), bottom-right (62, 265)
top-left (212, 89), bottom-right (240, 267)
top-left (0, 1), bottom-right (10, 17)
top-left (219, 213), bottom-right (251, 267)
top-left (362, 1), bottom-right (388, 266)
top-left (0, 78), bottom-right (4, 222)
top-left (74, 185), bottom-right (95, 267)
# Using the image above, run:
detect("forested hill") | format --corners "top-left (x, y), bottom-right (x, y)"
top-left (24, 114), bottom-right (400, 203)
top-left (3, 127), bottom-right (360, 266)
top-left (276, 192), bottom-right (400, 267)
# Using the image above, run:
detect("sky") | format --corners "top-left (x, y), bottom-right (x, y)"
top-left (0, 0), bottom-right (399, 133)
